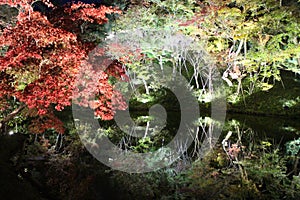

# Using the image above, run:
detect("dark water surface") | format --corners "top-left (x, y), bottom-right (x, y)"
top-left (0, 112), bottom-right (299, 199)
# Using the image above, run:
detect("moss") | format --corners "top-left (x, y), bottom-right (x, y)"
top-left (228, 71), bottom-right (300, 117)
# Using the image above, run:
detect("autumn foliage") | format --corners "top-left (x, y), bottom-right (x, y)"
top-left (0, 0), bottom-right (127, 134)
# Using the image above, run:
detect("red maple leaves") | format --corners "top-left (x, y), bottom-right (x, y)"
top-left (72, 48), bottom-right (127, 121)
top-left (0, 0), bottom-right (127, 134)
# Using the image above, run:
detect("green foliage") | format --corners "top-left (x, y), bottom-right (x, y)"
top-left (0, 98), bottom-right (28, 135)
top-left (3, 1), bottom-right (300, 199)
top-left (131, 136), bottom-right (154, 153)
top-left (110, 168), bottom-right (181, 199)
top-left (241, 142), bottom-right (300, 199)
top-left (148, 0), bottom-right (196, 17)
top-left (286, 138), bottom-right (300, 156)
top-left (280, 97), bottom-right (300, 109)
top-left (186, 0), bottom-right (299, 93)
top-left (176, 139), bottom-right (300, 199)
top-left (110, 0), bottom-right (300, 110)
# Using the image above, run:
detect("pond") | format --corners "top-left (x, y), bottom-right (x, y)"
top-left (112, 111), bottom-right (300, 155)
top-left (1, 111), bottom-right (299, 199)
top-left (86, 111), bottom-right (300, 199)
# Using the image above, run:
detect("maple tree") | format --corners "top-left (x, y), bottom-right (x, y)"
top-left (0, 0), bottom-right (127, 135)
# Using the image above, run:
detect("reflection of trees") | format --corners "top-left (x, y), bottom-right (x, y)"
top-left (189, 117), bottom-right (221, 158)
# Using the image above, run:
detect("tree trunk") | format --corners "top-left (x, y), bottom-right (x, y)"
top-left (0, 104), bottom-right (26, 135)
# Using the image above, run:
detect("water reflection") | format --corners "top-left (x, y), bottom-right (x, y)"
top-left (75, 109), bottom-right (299, 173)
top-left (113, 111), bottom-right (299, 159)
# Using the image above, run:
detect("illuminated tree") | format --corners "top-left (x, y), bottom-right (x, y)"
top-left (0, 0), bottom-right (126, 135)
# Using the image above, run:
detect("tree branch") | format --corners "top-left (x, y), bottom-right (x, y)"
top-left (0, 104), bottom-right (26, 131)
